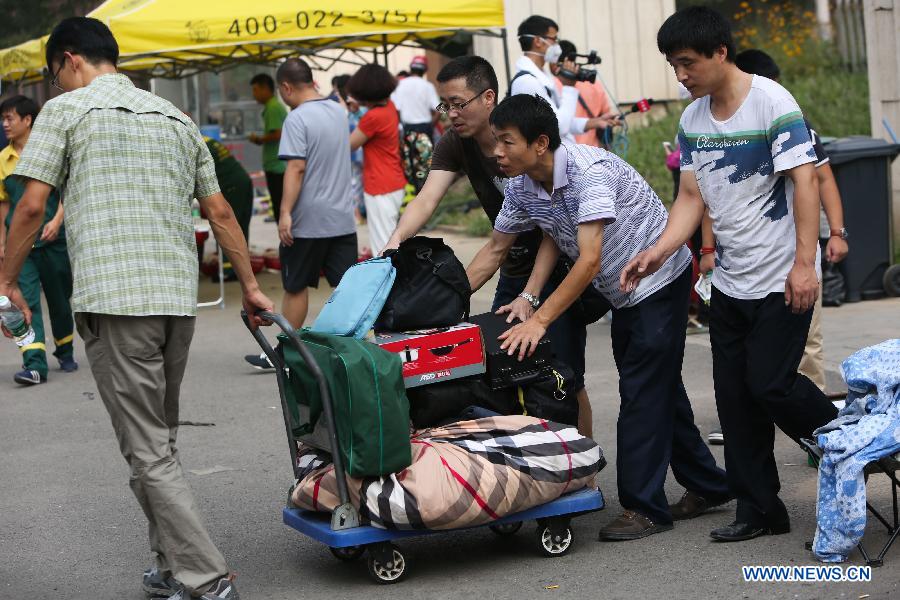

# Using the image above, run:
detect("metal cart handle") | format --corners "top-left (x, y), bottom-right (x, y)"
top-left (241, 310), bottom-right (359, 530)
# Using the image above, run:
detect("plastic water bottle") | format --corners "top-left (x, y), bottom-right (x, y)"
top-left (0, 296), bottom-right (36, 347)
top-left (191, 198), bottom-right (202, 227)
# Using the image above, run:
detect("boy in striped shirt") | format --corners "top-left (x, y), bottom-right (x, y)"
top-left (467, 93), bottom-right (730, 542)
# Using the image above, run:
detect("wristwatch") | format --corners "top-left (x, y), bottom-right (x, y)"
top-left (830, 227), bottom-right (849, 240)
top-left (518, 291), bottom-right (540, 309)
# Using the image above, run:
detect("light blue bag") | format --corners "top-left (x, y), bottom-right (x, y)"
top-left (311, 257), bottom-right (396, 338)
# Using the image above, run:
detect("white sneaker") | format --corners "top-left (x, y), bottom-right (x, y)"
top-left (168, 576), bottom-right (239, 599)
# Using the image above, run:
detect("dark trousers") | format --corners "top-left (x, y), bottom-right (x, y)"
top-left (709, 286), bottom-right (838, 527)
top-left (611, 268), bottom-right (729, 525)
top-left (221, 180), bottom-right (253, 275)
top-left (19, 241), bottom-right (74, 377)
top-left (265, 171), bottom-right (284, 223)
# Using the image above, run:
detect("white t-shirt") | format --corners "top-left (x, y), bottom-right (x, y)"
top-left (510, 56), bottom-right (587, 142)
top-left (678, 75), bottom-right (820, 300)
top-left (391, 75), bottom-right (439, 125)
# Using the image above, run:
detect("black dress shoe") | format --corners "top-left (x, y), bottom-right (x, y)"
top-left (710, 521), bottom-right (790, 542)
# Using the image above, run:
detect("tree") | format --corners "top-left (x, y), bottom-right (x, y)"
top-left (0, 1), bottom-right (101, 48)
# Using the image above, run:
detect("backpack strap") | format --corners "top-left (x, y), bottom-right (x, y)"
top-left (508, 70), bottom-right (553, 100)
top-left (577, 94), bottom-right (594, 118)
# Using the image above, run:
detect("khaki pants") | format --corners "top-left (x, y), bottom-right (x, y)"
top-left (75, 313), bottom-right (228, 594)
top-left (798, 283), bottom-right (827, 392)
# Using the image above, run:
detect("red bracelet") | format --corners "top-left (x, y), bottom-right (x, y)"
top-left (699, 247), bottom-right (715, 255)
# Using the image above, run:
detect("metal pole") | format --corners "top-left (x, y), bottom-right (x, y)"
top-left (241, 311), bottom-right (360, 530)
top-left (501, 29), bottom-right (512, 93)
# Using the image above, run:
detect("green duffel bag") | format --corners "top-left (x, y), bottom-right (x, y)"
top-left (278, 329), bottom-right (412, 477)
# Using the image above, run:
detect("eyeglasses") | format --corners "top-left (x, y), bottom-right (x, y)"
top-left (49, 56), bottom-right (67, 91)
top-left (435, 88), bottom-right (488, 114)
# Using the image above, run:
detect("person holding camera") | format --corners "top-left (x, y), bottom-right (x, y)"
top-left (551, 40), bottom-right (614, 148)
top-left (511, 16), bottom-right (618, 142)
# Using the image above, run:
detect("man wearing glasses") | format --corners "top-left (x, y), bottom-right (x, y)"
top-left (510, 15), bottom-right (618, 142)
top-left (383, 56), bottom-right (596, 438)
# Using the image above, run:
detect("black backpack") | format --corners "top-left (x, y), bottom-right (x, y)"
top-left (377, 236), bottom-right (471, 331)
top-left (406, 361), bottom-right (579, 429)
top-left (407, 376), bottom-right (518, 429)
top-left (520, 361), bottom-right (579, 426)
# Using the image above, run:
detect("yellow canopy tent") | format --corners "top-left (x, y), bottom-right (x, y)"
top-left (0, 0), bottom-right (507, 83)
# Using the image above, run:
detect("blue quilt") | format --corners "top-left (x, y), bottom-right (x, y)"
top-left (813, 339), bottom-right (900, 563)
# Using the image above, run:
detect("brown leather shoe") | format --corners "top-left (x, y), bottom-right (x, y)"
top-left (598, 510), bottom-right (674, 541)
top-left (669, 490), bottom-right (733, 521)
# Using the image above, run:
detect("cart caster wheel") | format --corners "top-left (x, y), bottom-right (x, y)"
top-left (330, 545), bottom-right (365, 562)
top-left (536, 524), bottom-right (574, 557)
top-left (489, 522), bottom-right (523, 536)
top-left (366, 545), bottom-right (407, 583)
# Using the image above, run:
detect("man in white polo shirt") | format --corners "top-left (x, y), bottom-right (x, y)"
top-left (467, 93), bottom-right (730, 542)
top-left (392, 56), bottom-right (439, 141)
top-left (510, 15), bottom-right (618, 142)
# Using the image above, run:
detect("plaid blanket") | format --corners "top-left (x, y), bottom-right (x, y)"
top-left (291, 416), bottom-right (605, 530)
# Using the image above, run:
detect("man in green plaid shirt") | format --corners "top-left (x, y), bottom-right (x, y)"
top-left (0, 17), bottom-right (273, 600)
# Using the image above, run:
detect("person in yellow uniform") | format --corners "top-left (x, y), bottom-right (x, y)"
top-left (203, 135), bottom-right (253, 282)
top-left (0, 95), bottom-right (76, 385)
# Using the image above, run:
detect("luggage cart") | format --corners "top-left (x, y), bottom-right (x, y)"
top-left (243, 311), bottom-right (605, 584)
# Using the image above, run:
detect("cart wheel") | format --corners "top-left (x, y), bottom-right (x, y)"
top-left (329, 545), bottom-right (365, 562)
top-left (536, 524), bottom-right (574, 557)
top-left (884, 264), bottom-right (900, 297)
top-left (489, 522), bottom-right (523, 536)
top-left (366, 546), bottom-right (407, 584)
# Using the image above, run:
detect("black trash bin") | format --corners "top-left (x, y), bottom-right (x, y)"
top-left (823, 136), bottom-right (900, 302)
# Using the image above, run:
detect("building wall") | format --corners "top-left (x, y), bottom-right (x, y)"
top-left (863, 0), bottom-right (900, 246)
top-left (474, 0), bottom-right (680, 106)
top-left (308, 0), bottom-right (680, 107)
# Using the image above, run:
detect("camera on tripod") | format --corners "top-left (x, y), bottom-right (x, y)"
top-left (557, 50), bottom-right (601, 84)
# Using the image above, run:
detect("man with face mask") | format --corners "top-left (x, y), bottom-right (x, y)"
top-left (511, 15), bottom-right (618, 142)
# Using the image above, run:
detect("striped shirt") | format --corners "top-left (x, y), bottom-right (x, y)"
top-left (13, 73), bottom-right (219, 316)
top-left (495, 142), bottom-right (691, 309)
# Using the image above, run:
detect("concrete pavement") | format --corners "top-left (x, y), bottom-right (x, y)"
top-left (1, 216), bottom-right (898, 599)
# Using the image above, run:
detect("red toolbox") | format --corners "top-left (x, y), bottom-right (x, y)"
top-left (373, 323), bottom-right (486, 388)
